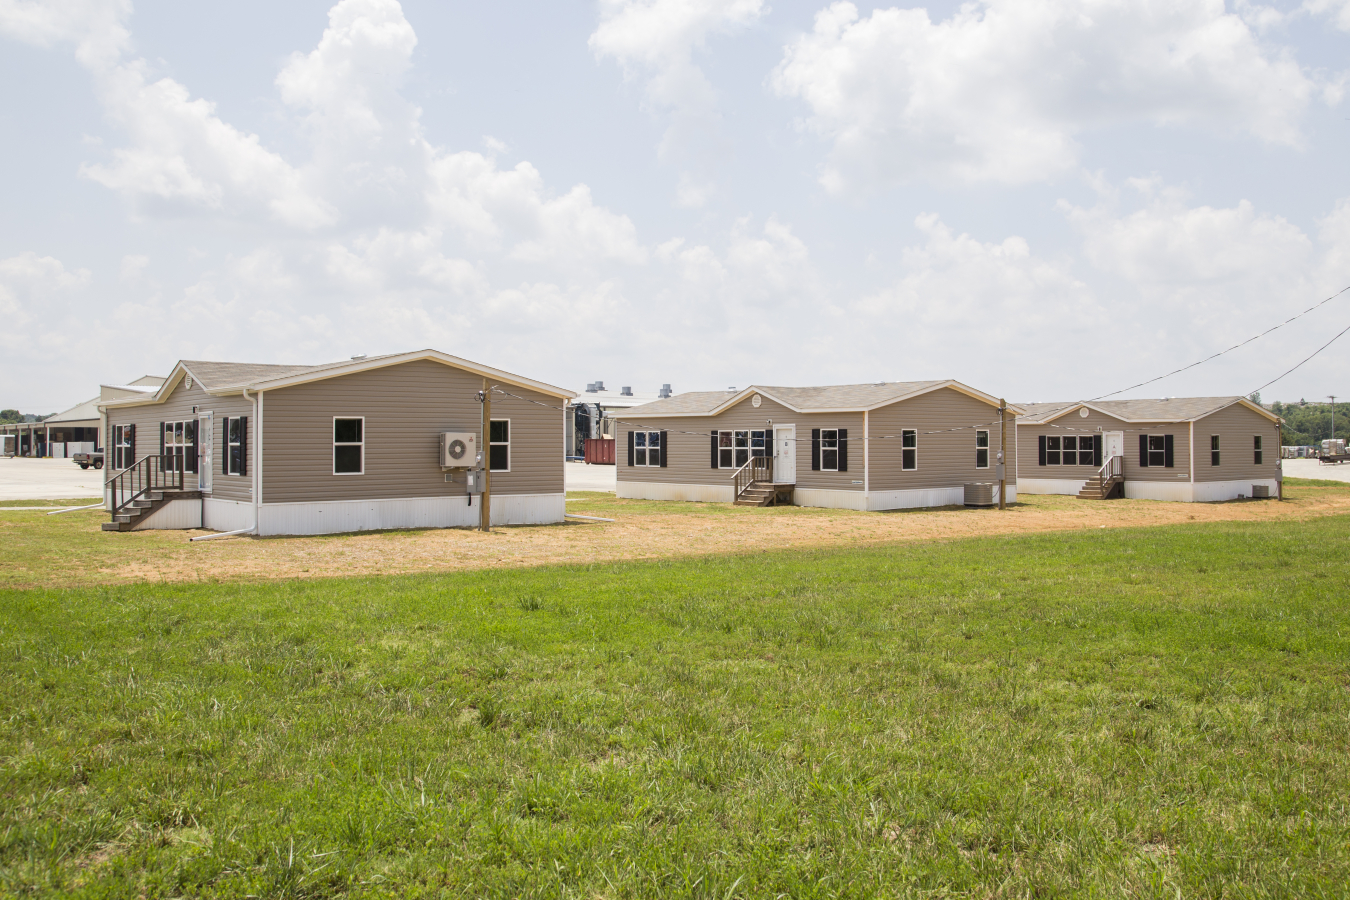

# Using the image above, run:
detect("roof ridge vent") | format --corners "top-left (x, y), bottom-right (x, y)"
top-left (351, 354), bottom-right (367, 360)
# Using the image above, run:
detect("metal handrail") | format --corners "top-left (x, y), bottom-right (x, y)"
top-left (730, 454), bottom-right (773, 500)
top-left (106, 454), bottom-right (184, 519)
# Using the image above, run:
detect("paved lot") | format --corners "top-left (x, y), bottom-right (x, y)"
top-left (565, 461), bottom-right (616, 492)
top-left (1284, 458), bottom-right (1350, 483)
top-left (0, 457), bottom-right (105, 500)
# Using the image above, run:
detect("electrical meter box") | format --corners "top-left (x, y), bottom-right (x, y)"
top-left (440, 432), bottom-right (477, 468)
top-left (465, 469), bottom-right (485, 494)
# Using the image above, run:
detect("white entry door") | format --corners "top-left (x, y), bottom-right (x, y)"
top-left (1103, 431), bottom-right (1124, 461)
top-left (774, 425), bottom-right (796, 484)
top-left (198, 412), bottom-right (214, 492)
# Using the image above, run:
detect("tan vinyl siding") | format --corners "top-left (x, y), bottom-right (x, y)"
top-left (105, 377), bottom-right (254, 502)
top-left (867, 388), bottom-right (1012, 491)
top-left (1016, 409), bottom-right (1192, 484)
top-left (260, 359), bottom-right (562, 503)
top-left (616, 394), bottom-right (866, 491)
top-left (1193, 403), bottom-right (1281, 483)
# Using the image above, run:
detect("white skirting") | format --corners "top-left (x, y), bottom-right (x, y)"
top-left (794, 488), bottom-right (869, 511)
top-left (1018, 477), bottom-right (1088, 496)
top-left (617, 481), bottom-right (734, 503)
top-left (203, 498), bottom-right (254, 532)
top-left (131, 498), bottom-right (202, 530)
top-left (862, 484), bottom-right (1018, 511)
top-left (1124, 479), bottom-right (1280, 503)
top-left (255, 492), bottom-right (565, 536)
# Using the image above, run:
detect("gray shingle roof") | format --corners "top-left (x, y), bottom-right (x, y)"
top-left (1017, 397), bottom-right (1265, 423)
top-left (625, 380), bottom-right (957, 416)
top-left (180, 360), bottom-right (323, 390)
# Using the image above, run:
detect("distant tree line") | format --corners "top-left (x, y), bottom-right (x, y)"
top-left (0, 410), bottom-right (52, 424)
top-left (1265, 397), bottom-right (1350, 446)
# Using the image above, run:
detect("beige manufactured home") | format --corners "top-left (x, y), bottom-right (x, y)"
top-left (1016, 397), bottom-right (1282, 502)
top-left (616, 382), bottom-right (1022, 511)
top-left (98, 351), bottom-right (574, 535)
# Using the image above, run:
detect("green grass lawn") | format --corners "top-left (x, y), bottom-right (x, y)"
top-left (3, 517), bottom-right (1350, 897)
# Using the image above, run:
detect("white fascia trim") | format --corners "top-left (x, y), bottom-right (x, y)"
top-left (237, 350), bottom-right (577, 400)
top-left (626, 380), bottom-right (1025, 419)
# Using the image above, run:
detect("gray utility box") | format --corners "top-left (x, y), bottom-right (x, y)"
top-left (964, 482), bottom-right (997, 508)
top-left (465, 469), bottom-right (486, 495)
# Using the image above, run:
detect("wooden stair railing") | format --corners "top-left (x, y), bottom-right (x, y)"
top-left (104, 454), bottom-right (186, 529)
top-left (1078, 454), bottom-right (1124, 500)
top-left (731, 455), bottom-right (775, 505)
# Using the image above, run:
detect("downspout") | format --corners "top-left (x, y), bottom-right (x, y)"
top-left (194, 388), bottom-right (259, 542)
top-left (863, 410), bottom-right (870, 507)
top-left (1189, 420), bottom-right (1195, 501)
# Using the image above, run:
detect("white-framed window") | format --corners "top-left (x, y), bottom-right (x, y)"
top-left (226, 417), bottom-right (245, 475)
top-left (976, 430), bottom-right (990, 468)
top-left (717, 429), bottom-right (767, 468)
top-left (334, 417), bottom-right (364, 475)
top-left (489, 419), bottom-right (509, 472)
top-left (1043, 435), bottom-right (1095, 466)
top-left (1147, 435), bottom-right (1166, 467)
top-left (819, 429), bottom-right (839, 471)
top-left (114, 424), bottom-right (134, 469)
top-left (162, 420), bottom-right (197, 474)
top-left (1253, 435), bottom-right (1263, 465)
top-left (902, 429), bottom-right (917, 470)
top-left (1210, 435), bottom-right (1221, 466)
top-left (634, 431), bottom-right (662, 466)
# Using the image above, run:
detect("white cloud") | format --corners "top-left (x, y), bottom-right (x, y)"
top-left (773, 0), bottom-right (1318, 191)
top-left (590, 0), bottom-right (766, 203)
top-left (119, 254), bottom-right (148, 280)
top-left (428, 153), bottom-right (647, 265)
top-left (1305, 0), bottom-right (1350, 31)
top-left (1062, 180), bottom-right (1313, 286)
top-left (0, 0), bottom-right (130, 67)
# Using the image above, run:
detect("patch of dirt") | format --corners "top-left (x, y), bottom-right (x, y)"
top-left (17, 486), bottom-right (1350, 588)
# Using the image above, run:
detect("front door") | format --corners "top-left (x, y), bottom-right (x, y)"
top-left (774, 425), bottom-right (796, 484)
top-left (1103, 431), bottom-right (1124, 461)
top-left (198, 412), bottom-right (213, 492)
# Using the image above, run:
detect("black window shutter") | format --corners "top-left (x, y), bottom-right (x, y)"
top-left (221, 418), bottom-right (229, 474)
top-left (838, 429), bottom-right (848, 472)
top-left (239, 417), bottom-right (248, 476)
top-left (659, 431), bottom-right (668, 467)
top-left (1038, 435), bottom-right (1046, 466)
top-left (159, 421), bottom-right (166, 463)
top-left (128, 423), bottom-right (135, 465)
top-left (711, 430), bottom-right (718, 469)
top-left (1139, 434), bottom-right (1149, 467)
top-left (811, 428), bottom-right (821, 471)
top-left (191, 420), bottom-right (199, 475)
top-left (1092, 434), bottom-right (1102, 467)
top-left (1164, 434), bottom-right (1174, 468)
top-left (627, 430), bottom-right (635, 466)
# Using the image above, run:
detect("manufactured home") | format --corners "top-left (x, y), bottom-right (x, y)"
top-left (617, 382), bottom-right (1022, 510)
top-left (1016, 397), bottom-right (1282, 502)
top-left (97, 350), bottom-right (574, 534)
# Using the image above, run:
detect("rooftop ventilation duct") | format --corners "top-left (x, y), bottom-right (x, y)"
top-left (621, 386), bottom-right (633, 396)
top-left (659, 384), bottom-right (672, 398)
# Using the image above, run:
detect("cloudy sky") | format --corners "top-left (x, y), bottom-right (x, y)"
top-left (2, 0), bottom-right (1349, 412)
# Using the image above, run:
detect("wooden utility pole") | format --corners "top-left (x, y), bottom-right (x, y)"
top-left (1330, 395), bottom-right (1338, 443)
top-left (481, 378), bottom-right (492, 532)
top-left (998, 399), bottom-right (1007, 510)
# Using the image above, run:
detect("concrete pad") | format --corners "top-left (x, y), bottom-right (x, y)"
top-left (0, 457), bottom-right (106, 500)
top-left (1283, 458), bottom-right (1350, 483)
top-left (565, 461), bottom-right (616, 493)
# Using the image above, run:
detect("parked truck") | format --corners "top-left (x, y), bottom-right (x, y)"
top-left (72, 450), bottom-right (104, 469)
top-left (1318, 439), bottom-right (1350, 465)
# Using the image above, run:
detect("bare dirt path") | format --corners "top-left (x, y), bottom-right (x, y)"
top-left (6, 481), bottom-right (1348, 590)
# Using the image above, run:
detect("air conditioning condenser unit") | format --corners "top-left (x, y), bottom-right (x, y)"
top-left (440, 432), bottom-right (477, 468)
